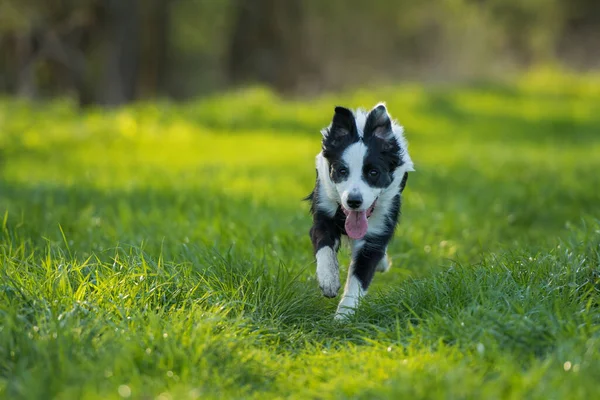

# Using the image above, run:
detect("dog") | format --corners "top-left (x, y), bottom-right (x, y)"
top-left (306, 103), bottom-right (414, 319)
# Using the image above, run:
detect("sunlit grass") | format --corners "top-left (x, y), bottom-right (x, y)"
top-left (1, 73), bottom-right (600, 399)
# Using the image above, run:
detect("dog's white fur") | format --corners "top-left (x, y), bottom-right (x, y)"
top-left (335, 272), bottom-right (364, 320)
top-left (315, 246), bottom-right (340, 298)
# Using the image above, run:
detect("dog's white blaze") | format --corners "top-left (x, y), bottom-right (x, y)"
top-left (335, 273), bottom-right (365, 320)
top-left (316, 247), bottom-right (340, 296)
top-left (354, 111), bottom-right (367, 136)
top-left (338, 142), bottom-right (380, 212)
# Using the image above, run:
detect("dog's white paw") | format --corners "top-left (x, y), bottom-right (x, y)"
top-left (376, 253), bottom-right (391, 273)
top-left (319, 272), bottom-right (340, 298)
top-left (334, 274), bottom-right (364, 319)
top-left (316, 247), bottom-right (340, 298)
top-left (334, 303), bottom-right (355, 321)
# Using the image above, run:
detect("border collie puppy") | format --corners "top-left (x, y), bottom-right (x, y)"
top-left (307, 103), bottom-right (414, 319)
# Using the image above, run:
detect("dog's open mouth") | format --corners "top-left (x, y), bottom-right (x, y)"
top-left (342, 200), bottom-right (376, 240)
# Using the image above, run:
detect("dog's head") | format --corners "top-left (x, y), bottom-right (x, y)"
top-left (320, 104), bottom-right (413, 238)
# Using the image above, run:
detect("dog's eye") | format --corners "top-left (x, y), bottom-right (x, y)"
top-left (368, 169), bottom-right (379, 177)
top-left (338, 168), bottom-right (348, 176)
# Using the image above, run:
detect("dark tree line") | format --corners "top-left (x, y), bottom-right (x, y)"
top-left (0, 0), bottom-right (317, 105)
top-left (0, 0), bottom-right (599, 106)
top-left (227, 0), bottom-right (317, 94)
top-left (0, 0), bottom-right (170, 106)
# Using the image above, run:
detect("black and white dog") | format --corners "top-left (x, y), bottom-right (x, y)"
top-left (307, 103), bottom-right (414, 319)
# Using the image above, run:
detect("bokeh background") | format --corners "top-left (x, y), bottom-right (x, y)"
top-left (3, 2), bottom-right (600, 399)
top-left (1, 0), bottom-right (599, 104)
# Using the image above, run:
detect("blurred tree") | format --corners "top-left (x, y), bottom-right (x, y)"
top-left (0, 0), bottom-right (599, 103)
top-left (0, 0), bottom-right (171, 105)
top-left (476, 0), bottom-right (562, 64)
top-left (102, 0), bottom-right (139, 105)
top-left (165, 0), bottom-right (233, 97)
top-left (0, 0), bottom-right (101, 105)
top-left (138, 0), bottom-right (170, 98)
top-left (227, 0), bottom-right (318, 94)
top-left (558, 0), bottom-right (600, 68)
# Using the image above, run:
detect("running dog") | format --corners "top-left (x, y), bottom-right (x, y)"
top-left (306, 103), bottom-right (414, 319)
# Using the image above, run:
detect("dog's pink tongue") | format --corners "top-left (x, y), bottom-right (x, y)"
top-left (345, 211), bottom-right (368, 240)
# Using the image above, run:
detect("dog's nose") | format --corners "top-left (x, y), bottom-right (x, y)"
top-left (346, 193), bottom-right (363, 209)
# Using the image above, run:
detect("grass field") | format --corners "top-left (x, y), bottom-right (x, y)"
top-left (1, 70), bottom-right (600, 399)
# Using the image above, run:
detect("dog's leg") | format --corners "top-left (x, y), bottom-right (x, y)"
top-left (335, 240), bottom-right (385, 320)
top-left (315, 241), bottom-right (341, 298)
top-left (310, 219), bottom-right (342, 298)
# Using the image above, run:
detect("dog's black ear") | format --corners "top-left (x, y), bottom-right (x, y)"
top-left (323, 106), bottom-right (359, 147)
top-left (364, 103), bottom-right (393, 141)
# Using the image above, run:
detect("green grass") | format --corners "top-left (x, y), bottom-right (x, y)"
top-left (1, 70), bottom-right (600, 399)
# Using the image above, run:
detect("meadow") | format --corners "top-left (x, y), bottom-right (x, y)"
top-left (1, 70), bottom-right (600, 399)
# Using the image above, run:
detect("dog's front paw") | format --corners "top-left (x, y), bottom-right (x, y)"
top-left (316, 247), bottom-right (340, 298)
top-left (335, 295), bottom-right (358, 319)
top-left (317, 264), bottom-right (340, 298)
top-left (319, 277), bottom-right (340, 298)
top-left (334, 275), bottom-right (364, 319)
top-left (334, 305), bottom-right (354, 321)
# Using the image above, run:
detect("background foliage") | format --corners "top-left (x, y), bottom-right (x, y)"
top-left (1, 0), bottom-right (599, 104)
